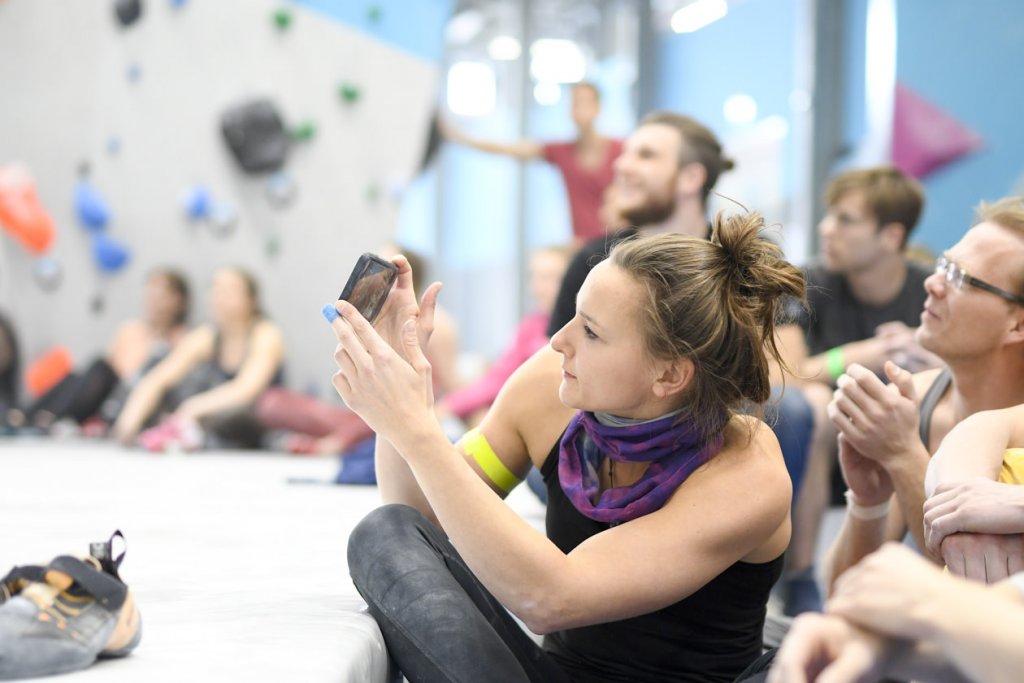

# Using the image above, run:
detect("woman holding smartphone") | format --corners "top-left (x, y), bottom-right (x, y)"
top-left (326, 212), bottom-right (803, 682)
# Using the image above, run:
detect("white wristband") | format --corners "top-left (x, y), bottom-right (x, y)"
top-left (1009, 572), bottom-right (1024, 601)
top-left (845, 489), bottom-right (891, 520)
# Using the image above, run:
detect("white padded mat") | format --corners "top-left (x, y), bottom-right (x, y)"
top-left (0, 437), bottom-right (549, 682)
top-left (0, 438), bottom-right (390, 683)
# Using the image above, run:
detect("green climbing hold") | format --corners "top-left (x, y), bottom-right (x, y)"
top-left (265, 236), bottom-right (282, 258)
top-left (289, 121), bottom-right (317, 141)
top-left (365, 183), bottom-right (380, 205)
top-left (366, 4), bottom-right (382, 23)
top-left (338, 82), bottom-right (361, 104)
top-left (273, 8), bottom-right (292, 30)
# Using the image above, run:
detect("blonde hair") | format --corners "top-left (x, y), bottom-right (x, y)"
top-left (975, 196), bottom-right (1024, 294)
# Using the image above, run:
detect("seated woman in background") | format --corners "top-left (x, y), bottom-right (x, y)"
top-left (0, 310), bottom-right (20, 429)
top-left (437, 245), bottom-right (570, 428)
top-left (112, 267), bottom-right (284, 451)
top-left (329, 213), bottom-right (803, 682)
top-left (27, 268), bottom-right (189, 431)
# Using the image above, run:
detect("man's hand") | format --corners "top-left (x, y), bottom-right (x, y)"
top-left (939, 532), bottom-right (1024, 583)
top-left (828, 543), bottom-right (954, 641)
top-left (838, 433), bottom-right (894, 507)
top-left (768, 612), bottom-right (891, 683)
top-left (828, 361), bottom-right (920, 467)
top-left (924, 478), bottom-right (1024, 557)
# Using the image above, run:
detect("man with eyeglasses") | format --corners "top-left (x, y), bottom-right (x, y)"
top-left (824, 197), bottom-right (1024, 590)
top-left (774, 166), bottom-right (934, 616)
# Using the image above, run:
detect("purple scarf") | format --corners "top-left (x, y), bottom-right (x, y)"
top-left (558, 411), bottom-right (724, 524)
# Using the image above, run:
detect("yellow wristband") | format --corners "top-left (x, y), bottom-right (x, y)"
top-left (825, 346), bottom-right (845, 381)
top-left (460, 428), bottom-right (521, 494)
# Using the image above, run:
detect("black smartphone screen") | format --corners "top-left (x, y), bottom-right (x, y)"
top-left (338, 253), bottom-right (399, 323)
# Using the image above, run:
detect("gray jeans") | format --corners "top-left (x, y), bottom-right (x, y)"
top-left (347, 505), bottom-right (571, 683)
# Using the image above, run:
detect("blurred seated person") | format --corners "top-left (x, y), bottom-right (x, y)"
top-left (438, 245), bottom-right (570, 428)
top-left (112, 267), bottom-right (284, 451)
top-left (27, 269), bottom-right (189, 431)
top-left (767, 543), bottom-right (1024, 683)
top-left (0, 310), bottom-right (20, 428)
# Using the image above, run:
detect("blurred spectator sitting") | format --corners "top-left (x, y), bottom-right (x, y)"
top-left (438, 245), bottom-right (571, 428)
top-left (112, 267), bottom-right (284, 451)
top-left (773, 167), bottom-right (937, 616)
top-left (0, 310), bottom-right (20, 429)
top-left (26, 269), bottom-right (189, 433)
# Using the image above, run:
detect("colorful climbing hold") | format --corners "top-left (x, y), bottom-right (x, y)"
top-left (273, 7), bottom-right (292, 30)
top-left (289, 121), bottom-right (317, 142)
top-left (32, 255), bottom-right (63, 292)
top-left (114, 0), bottom-right (143, 28)
top-left (74, 179), bottom-right (111, 232)
top-left (25, 347), bottom-right (74, 398)
top-left (208, 202), bottom-right (238, 238)
top-left (338, 82), bottom-right (361, 104)
top-left (183, 185), bottom-right (213, 221)
top-left (0, 165), bottom-right (56, 255)
top-left (92, 233), bottom-right (131, 273)
top-left (265, 172), bottom-right (297, 209)
top-left (220, 98), bottom-right (290, 174)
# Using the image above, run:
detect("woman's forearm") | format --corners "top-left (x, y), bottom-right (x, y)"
top-left (375, 435), bottom-right (438, 524)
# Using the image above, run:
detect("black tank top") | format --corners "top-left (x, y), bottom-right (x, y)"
top-left (540, 438), bottom-right (784, 683)
top-left (918, 368), bottom-right (952, 452)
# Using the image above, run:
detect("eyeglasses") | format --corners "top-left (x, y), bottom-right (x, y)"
top-left (935, 255), bottom-right (1024, 306)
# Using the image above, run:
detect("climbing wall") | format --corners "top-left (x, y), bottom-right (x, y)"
top-left (0, 0), bottom-right (445, 396)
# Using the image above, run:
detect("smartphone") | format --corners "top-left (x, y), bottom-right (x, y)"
top-left (338, 253), bottom-right (399, 324)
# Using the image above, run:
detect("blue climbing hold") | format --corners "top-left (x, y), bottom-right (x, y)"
top-left (74, 179), bottom-right (111, 232)
top-left (92, 233), bottom-right (131, 273)
top-left (183, 185), bottom-right (213, 221)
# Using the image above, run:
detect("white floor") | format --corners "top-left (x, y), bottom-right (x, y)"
top-left (3, 436), bottom-right (846, 681)
top-left (0, 437), bottom-right (547, 682)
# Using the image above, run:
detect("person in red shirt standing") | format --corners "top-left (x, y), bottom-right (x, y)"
top-left (443, 82), bottom-right (623, 244)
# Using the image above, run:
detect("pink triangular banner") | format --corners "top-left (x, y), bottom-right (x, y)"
top-left (891, 82), bottom-right (983, 179)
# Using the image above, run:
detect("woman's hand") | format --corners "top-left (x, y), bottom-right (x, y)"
top-left (328, 299), bottom-right (436, 445)
top-left (373, 255), bottom-right (443, 358)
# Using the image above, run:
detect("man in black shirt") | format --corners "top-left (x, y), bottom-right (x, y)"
top-left (546, 111), bottom-right (733, 335)
top-left (775, 167), bottom-right (935, 616)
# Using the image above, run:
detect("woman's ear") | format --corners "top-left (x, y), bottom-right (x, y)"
top-left (651, 357), bottom-right (694, 399)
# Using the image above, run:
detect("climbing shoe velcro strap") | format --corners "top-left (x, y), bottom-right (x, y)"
top-left (1, 565), bottom-right (46, 602)
top-left (47, 556), bottom-right (127, 610)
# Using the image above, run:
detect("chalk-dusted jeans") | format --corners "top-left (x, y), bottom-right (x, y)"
top-left (347, 504), bottom-right (571, 683)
